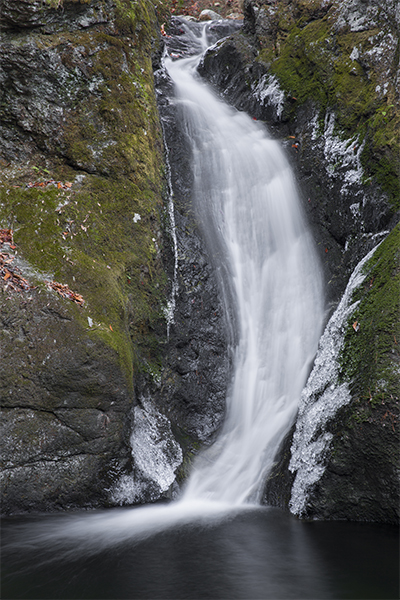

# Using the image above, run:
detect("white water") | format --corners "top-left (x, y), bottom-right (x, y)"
top-left (165, 27), bottom-right (324, 505)
top-left (4, 23), bottom-right (325, 553)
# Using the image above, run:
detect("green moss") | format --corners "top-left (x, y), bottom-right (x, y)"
top-left (62, 33), bottom-right (162, 183)
top-left (0, 165), bottom-right (168, 383)
top-left (0, 1), bottom-right (170, 388)
top-left (338, 224), bottom-right (400, 410)
top-left (114, 0), bottom-right (162, 51)
top-left (257, 8), bottom-right (399, 206)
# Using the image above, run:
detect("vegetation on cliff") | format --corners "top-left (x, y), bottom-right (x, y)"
top-left (0, 0), bottom-right (171, 381)
top-left (253, 0), bottom-right (399, 207)
top-left (340, 224), bottom-right (400, 409)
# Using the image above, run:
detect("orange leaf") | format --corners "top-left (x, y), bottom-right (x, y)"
top-left (0, 228), bottom-right (13, 244)
top-left (4, 271), bottom-right (11, 280)
top-left (57, 182), bottom-right (62, 189)
top-left (109, 325), bottom-right (113, 331)
top-left (64, 182), bottom-right (72, 188)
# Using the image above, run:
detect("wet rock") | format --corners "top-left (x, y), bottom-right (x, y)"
top-left (154, 51), bottom-right (233, 453)
top-left (0, 0), bottom-right (111, 33)
top-left (0, 286), bottom-right (132, 513)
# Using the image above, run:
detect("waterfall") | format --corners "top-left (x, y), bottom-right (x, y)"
top-left (3, 21), bottom-right (325, 555)
top-left (164, 21), bottom-right (324, 505)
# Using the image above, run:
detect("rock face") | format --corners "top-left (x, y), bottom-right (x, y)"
top-left (288, 226), bottom-right (400, 524)
top-left (0, 0), bottom-right (170, 513)
top-left (194, 0), bottom-right (399, 522)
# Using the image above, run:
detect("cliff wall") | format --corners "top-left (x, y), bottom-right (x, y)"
top-left (0, 0), bottom-right (170, 512)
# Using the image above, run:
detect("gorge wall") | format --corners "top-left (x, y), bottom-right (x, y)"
top-left (0, 0), bottom-right (168, 512)
top-left (1, 0), bottom-right (398, 523)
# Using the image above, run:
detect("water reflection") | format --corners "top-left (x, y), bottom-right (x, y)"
top-left (2, 507), bottom-right (398, 599)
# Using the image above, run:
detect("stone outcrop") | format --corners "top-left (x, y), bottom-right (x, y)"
top-left (1, 0), bottom-right (398, 523)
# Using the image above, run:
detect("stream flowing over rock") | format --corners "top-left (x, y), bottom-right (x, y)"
top-left (1, 0), bottom-right (399, 523)
top-left (191, 0), bottom-right (399, 523)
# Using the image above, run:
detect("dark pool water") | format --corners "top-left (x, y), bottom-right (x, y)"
top-left (1, 507), bottom-right (398, 599)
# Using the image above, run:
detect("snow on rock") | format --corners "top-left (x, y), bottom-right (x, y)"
top-left (111, 398), bottom-right (182, 505)
top-left (289, 244), bottom-right (379, 517)
top-left (131, 398), bottom-right (183, 492)
top-left (322, 109), bottom-right (365, 195)
top-left (252, 74), bottom-right (285, 119)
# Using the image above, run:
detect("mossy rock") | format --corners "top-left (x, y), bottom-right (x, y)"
top-left (254, 0), bottom-right (400, 206)
top-left (0, 0), bottom-right (171, 513)
top-left (305, 226), bottom-right (400, 523)
top-left (339, 223), bottom-right (400, 412)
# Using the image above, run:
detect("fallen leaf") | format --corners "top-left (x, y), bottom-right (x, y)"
top-left (46, 280), bottom-right (84, 306)
top-left (0, 228), bottom-right (13, 245)
top-left (1, 253), bottom-right (33, 291)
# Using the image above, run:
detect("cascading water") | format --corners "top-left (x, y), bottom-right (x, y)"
top-left (165, 21), bottom-right (324, 505)
top-left (3, 22), bottom-right (399, 600)
top-left (2, 19), bottom-right (324, 554)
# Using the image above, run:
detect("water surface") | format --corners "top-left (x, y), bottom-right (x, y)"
top-left (2, 507), bottom-right (398, 599)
